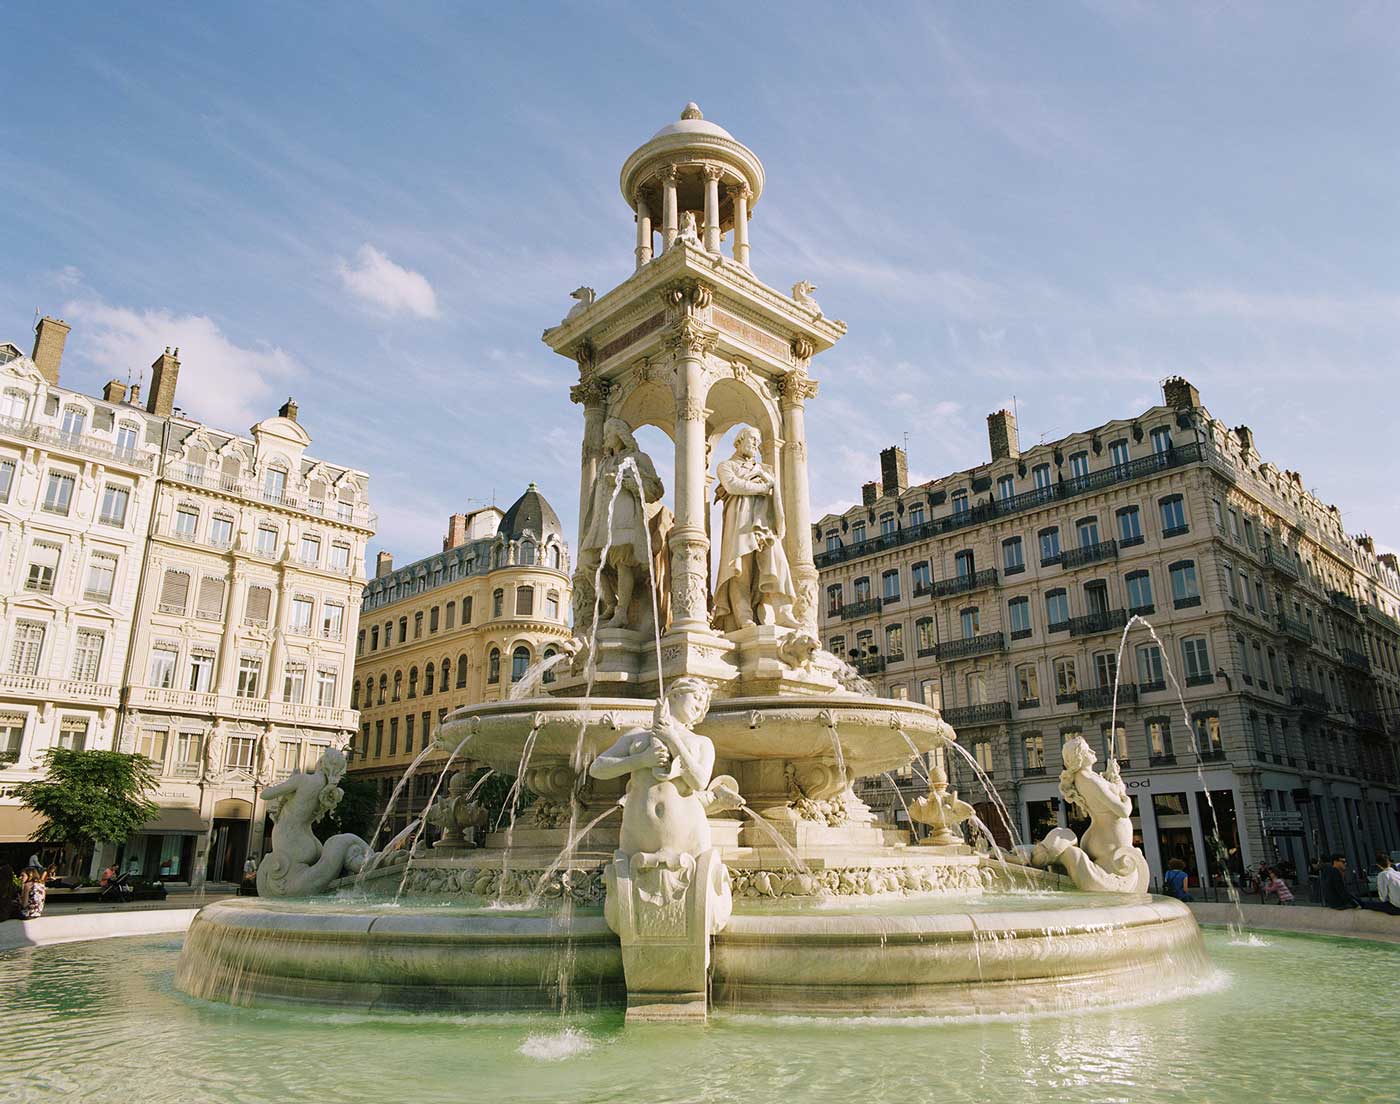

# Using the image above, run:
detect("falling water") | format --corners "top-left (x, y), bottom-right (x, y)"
top-left (391, 729), bottom-right (475, 903)
top-left (494, 715), bottom-right (545, 904)
top-left (821, 712), bottom-right (849, 792)
top-left (901, 728), bottom-right (1022, 853)
top-left (363, 744), bottom-right (438, 855)
top-left (880, 771), bottom-right (918, 830)
top-left (817, 648), bottom-right (875, 695)
top-left (524, 803), bottom-right (623, 908)
top-left (735, 804), bottom-right (815, 879)
top-left (509, 652), bottom-right (572, 701)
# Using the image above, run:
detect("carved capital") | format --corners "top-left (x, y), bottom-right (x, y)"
top-left (790, 336), bottom-right (816, 364)
top-left (675, 395), bottom-right (706, 423)
top-left (702, 164), bottom-right (724, 182)
top-left (569, 376), bottom-right (610, 406)
top-left (667, 316), bottom-right (719, 359)
top-left (660, 163), bottom-right (680, 186)
top-left (730, 182), bottom-right (753, 201)
top-left (778, 368), bottom-right (819, 406)
top-left (573, 340), bottom-right (596, 374)
top-left (660, 280), bottom-right (713, 317)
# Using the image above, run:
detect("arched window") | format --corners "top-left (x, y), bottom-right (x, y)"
top-left (408, 666), bottom-right (418, 698)
top-left (424, 663), bottom-right (435, 695)
top-left (392, 670), bottom-right (403, 701)
top-left (519, 541), bottom-right (536, 566)
top-left (515, 586), bottom-right (534, 616)
top-left (542, 647), bottom-right (558, 684)
top-left (456, 654), bottom-right (468, 688)
top-left (378, 674), bottom-right (388, 705)
top-left (511, 645), bottom-right (531, 682)
top-left (492, 589), bottom-right (504, 618)
top-left (441, 658), bottom-right (451, 692)
top-left (550, 545), bottom-right (562, 570)
top-left (487, 649), bottom-right (501, 684)
top-left (351, 681), bottom-right (360, 709)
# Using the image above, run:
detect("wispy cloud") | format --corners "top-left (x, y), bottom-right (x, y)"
top-left (336, 244), bottom-right (440, 319)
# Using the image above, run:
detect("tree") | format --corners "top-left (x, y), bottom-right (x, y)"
top-left (14, 749), bottom-right (160, 852)
top-left (316, 775), bottom-right (378, 842)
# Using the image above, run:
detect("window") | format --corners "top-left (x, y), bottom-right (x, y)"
top-left (0, 389), bottom-right (28, 420)
top-left (1023, 733), bottom-right (1045, 772)
top-left (42, 472), bottom-right (74, 514)
top-left (973, 740), bottom-right (994, 773)
top-left (951, 490), bottom-right (969, 515)
top-left (377, 675), bottom-right (387, 705)
top-left (283, 663), bottom-right (307, 703)
top-left (322, 603), bottom-right (344, 640)
top-left (71, 630), bottom-right (103, 683)
top-left (1150, 426), bottom-right (1173, 454)
top-left (175, 731), bottom-right (203, 771)
top-left (245, 586), bottom-right (273, 626)
top-left (851, 521), bottom-right (866, 544)
top-left (879, 512), bottom-right (897, 535)
top-left (954, 549), bottom-right (975, 579)
top-left (60, 406), bottom-right (86, 439)
top-left (825, 532), bottom-right (841, 553)
top-left (1108, 439), bottom-right (1130, 467)
top-left (487, 648), bottom-right (501, 683)
top-left (1147, 718), bottom-right (1172, 758)
top-left (456, 655), bottom-right (468, 688)
top-left (1032, 464), bottom-right (1052, 490)
top-left (1169, 560), bottom-right (1200, 608)
top-left (853, 577), bottom-right (871, 603)
top-left (98, 485), bottom-right (129, 526)
top-left (908, 505), bottom-right (925, 527)
top-left (1094, 651), bottom-right (1117, 688)
top-left (1125, 570), bottom-right (1153, 614)
top-left (1227, 509), bottom-right (1241, 542)
top-left (492, 589), bottom-right (504, 617)
top-left (188, 651), bottom-right (214, 693)
top-left (277, 740), bottom-right (301, 775)
top-left (1039, 526), bottom-right (1061, 565)
top-left (1054, 657), bottom-right (1078, 701)
top-left (404, 714), bottom-right (415, 755)
top-left (997, 475), bottom-right (1015, 501)
top-left (299, 535), bottom-right (321, 564)
top-left (1069, 451), bottom-right (1089, 479)
top-left (330, 543), bottom-right (351, 571)
top-left (1117, 506), bottom-right (1143, 546)
top-left (116, 422), bottom-right (140, 457)
top-left (57, 717), bottom-right (88, 752)
top-left (1076, 516), bottom-right (1100, 548)
top-left (210, 515), bottom-right (234, 547)
top-left (8, 622), bottom-right (44, 677)
top-left (370, 626), bottom-right (380, 651)
top-left (392, 671), bottom-right (402, 701)
top-left (226, 736), bottom-right (256, 772)
top-left (884, 623), bottom-right (904, 660)
top-left (408, 666), bottom-right (418, 698)
top-left (911, 561), bottom-right (932, 593)
top-left (1181, 637), bottom-right (1211, 684)
top-left (398, 616), bottom-right (407, 643)
top-left (423, 663), bottom-right (435, 695)
top-left (1084, 579), bottom-right (1109, 615)
top-left (1194, 713), bottom-right (1223, 756)
top-left (461, 597), bottom-right (472, 624)
top-left (1016, 664), bottom-right (1039, 706)
top-left (1008, 597), bottom-right (1032, 639)
top-left (264, 466), bottom-right (287, 501)
top-left (1102, 721), bottom-right (1129, 762)
top-left (826, 584), bottom-right (843, 615)
top-left (882, 570), bottom-right (900, 602)
top-left (830, 634), bottom-right (846, 656)
top-left (445, 601), bottom-right (457, 630)
top-left (83, 553), bottom-right (117, 603)
top-left (1002, 537), bottom-right (1024, 575)
top-left (516, 586), bottom-right (534, 616)
top-left (959, 607), bottom-right (980, 639)
top-left (413, 611), bottom-right (423, 638)
top-left (196, 576), bottom-right (226, 620)
top-left (0, 458), bottom-right (15, 503)
top-left (1045, 589), bottom-right (1069, 630)
top-left (1136, 644), bottom-right (1164, 688)
top-left (1243, 518), bottom-right (1256, 550)
top-left (255, 526), bottom-right (278, 555)
top-left (149, 644), bottom-right (178, 688)
top-left (920, 679), bottom-right (940, 708)
top-left (915, 618), bottom-right (935, 656)
top-left (1159, 495), bottom-right (1188, 536)
top-left (1240, 570), bottom-right (1253, 610)
top-left (1212, 498), bottom-right (1224, 529)
top-left (236, 656), bottom-right (263, 698)
top-left (175, 507), bottom-right (198, 539)
top-left (429, 606), bottom-right (441, 633)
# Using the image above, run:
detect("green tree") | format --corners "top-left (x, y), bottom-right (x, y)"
top-left (14, 749), bottom-right (160, 852)
top-left (316, 775), bottom-right (378, 842)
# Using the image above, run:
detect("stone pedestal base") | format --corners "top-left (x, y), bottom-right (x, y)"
top-left (727, 624), bottom-right (840, 695)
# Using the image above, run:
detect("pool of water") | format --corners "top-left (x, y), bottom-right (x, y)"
top-left (3, 929), bottom-right (1395, 1103)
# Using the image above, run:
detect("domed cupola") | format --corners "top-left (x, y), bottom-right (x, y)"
top-left (498, 482), bottom-right (563, 545)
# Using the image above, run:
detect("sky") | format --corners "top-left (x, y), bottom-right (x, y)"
top-left (2, 3), bottom-right (1397, 566)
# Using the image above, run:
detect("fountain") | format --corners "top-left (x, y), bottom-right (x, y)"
top-left (174, 103), bottom-right (1207, 1024)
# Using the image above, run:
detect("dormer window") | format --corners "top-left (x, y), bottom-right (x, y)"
top-left (116, 422), bottom-right (140, 457)
top-left (1, 389), bottom-right (29, 422)
top-left (264, 465), bottom-right (288, 502)
top-left (951, 490), bottom-right (969, 515)
top-left (60, 406), bottom-right (86, 440)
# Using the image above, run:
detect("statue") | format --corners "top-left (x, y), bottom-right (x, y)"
top-left (909, 763), bottom-right (974, 846)
top-left (1029, 736), bottom-right (1150, 894)
top-left (576, 418), bottom-right (671, 634)
top-left (256, 748), bottom-right (373, 898)
top-left (202, 724), bottom-right (226, 783)
top-left (565, 286), bottom-right (595, 321)
top-left (713, 426), bottom-right (798, 632)
top-left (588, 677), bottom-right (742, 1019)
top-left (792, 280), bottom-right (821, 316)
top-left (424, 771), bottom-right (488, 849)
top-left (677, 210), bottom-right (702, 246)
top-left (256, 729), bottom-right (277, 785)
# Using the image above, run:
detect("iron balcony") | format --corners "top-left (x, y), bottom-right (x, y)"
top-left (929, 568), bottom-right (999, 599)
top-left (1060, 539), bottom-right (1119, 570)
top-left (1068, 608), bottom-right (1129, 638)
top-left (942, 701), bottom-right (1013, 728)
top-left (935, 632), bottom-right (1007, 661)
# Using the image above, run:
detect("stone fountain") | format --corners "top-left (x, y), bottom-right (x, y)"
top-left (176, 104), bottom-right (1206, 1022)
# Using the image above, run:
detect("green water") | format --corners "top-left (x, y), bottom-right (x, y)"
top-left (2, 930), bottom-right (1395, 1103)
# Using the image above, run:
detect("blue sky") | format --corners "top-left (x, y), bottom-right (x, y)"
top-left (3, 3), bottom-right (1397, 564)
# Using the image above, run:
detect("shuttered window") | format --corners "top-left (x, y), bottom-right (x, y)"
top-left (196, 576), bottom-right (227, 620)
top-left (244, 585), bottom-right (272, 626)
top-left (158, 569), bottom-right (191, 614)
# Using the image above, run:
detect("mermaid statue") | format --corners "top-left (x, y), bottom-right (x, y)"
top-left (256, 748), bottom-right (373, 898)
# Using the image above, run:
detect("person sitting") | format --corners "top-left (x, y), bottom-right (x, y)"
top-left (1320, 853), bottom-right (1360, 910)
top-left (18, 867), bottom-right (47, 919)
top-left (1162, 857), bottom-right (1194, 902)
top-left (1261, 867), bottom-right (1294, 905)
top-left (1366, 853), bottom-right (1400, 916)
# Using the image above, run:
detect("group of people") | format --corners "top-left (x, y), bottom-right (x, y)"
top-left (0, 862), bottom-right (52, 921)
top-left (1320, 853), bottom-right (1400, 914)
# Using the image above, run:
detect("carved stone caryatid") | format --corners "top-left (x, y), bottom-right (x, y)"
top-left (713, 426), bottom-right (799, 632)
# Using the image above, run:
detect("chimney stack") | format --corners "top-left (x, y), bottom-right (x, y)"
top-left (1234, 425), bottom-right (1255, 455)
top-left (147, 347), bottom-right (180, 417)
top-left (102, 379), bottom-right (128, 404)
top-left (443, 512), bottom-right (469, 551)
top-left (861, 481), bottom-right (879, 507)
top-left (987, 409), bottom-right (1020, 461)
top-left (1162, 376), bottom-right (1200, 410)
top-left (376, 550), bottom-right (394, 578)
top-left (278, 397), bottom-right (299, 422)
top-left (1380, 552), bottom-right (1398, 573)
top-left (879, 446), bottom-right (908, 498)
top-left (30, 316), bottom-right (70, 386)
top-left (128, 382), bottom-right (142, 406)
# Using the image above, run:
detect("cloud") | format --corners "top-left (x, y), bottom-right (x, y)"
top-left (336, 244), bottom-right (440, 319)
top-left (62, 298), bottom-right (299, 428)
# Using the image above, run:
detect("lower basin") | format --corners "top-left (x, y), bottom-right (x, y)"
top-left (3, 928), bottom-right (1396, 1104)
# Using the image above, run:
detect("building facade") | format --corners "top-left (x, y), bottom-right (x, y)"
top-left (349, 486), bottom-right (572, 838)
top-left (816, 377), bottom-right (1400, 891)
top-left (0, 318), bottom-right (374, 884)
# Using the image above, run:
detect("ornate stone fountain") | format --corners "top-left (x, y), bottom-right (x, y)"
top-left (175, 104), bottom-right (1206, 1023)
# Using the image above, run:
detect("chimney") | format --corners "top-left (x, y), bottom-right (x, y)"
top-left (1357, 534), bottom-right (1375, 555)
top-left (879, 446), bottom-right (908, 498)
top-left (376, 550), bottom-right (394, 578)
top-left (1234, 425), bottom-right (1255, 455)
top-left (443, 513), bottom-right (469, 551)
top-left (102, 379), bottom-right (128, 404)
top-left (278, 397), bottom-right (299, 422)
top-left (861, 480), bottom-right (879, 507)
top-left (1380, 552), bottom-right (1398, 573)
top-left (30, 316), bottom-right (70, 386)
top-left (1162, 376), bottom-right (1200, 410)
top-left (987, 409), bottom-right (1020, 461)
top-left (147, 347), bottom-right (180, 416)
top-left (128, 382), bottom-right (142, 407)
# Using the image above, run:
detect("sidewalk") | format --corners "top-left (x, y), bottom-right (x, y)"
top-left (1, 885), bottom-right (236, 951)
top-left (1188, 900), bottom-right (1400, 945)
top-left (40, 883), bottom-right (238, 917)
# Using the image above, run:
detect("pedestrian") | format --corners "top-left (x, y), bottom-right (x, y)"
top-left (1320, 853), bottom-right (1360, 910)
top-left (1163, 857), bottom-right (1194, 902)
top-left (18, 866), bottom-right (47, 919)
top-left (1366, 853), bottom-right (1400, 916)
top-left (1261, 867), bottom-right (1294, 905)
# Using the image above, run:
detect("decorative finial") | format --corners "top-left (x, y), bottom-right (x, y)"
top-left (681, 102), bottom-right (703, 120)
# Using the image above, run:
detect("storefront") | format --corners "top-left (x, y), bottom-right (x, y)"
top-left (119, 804), bottom-right (206, 883)
top-left (205, 798), bottom-right (253, 884)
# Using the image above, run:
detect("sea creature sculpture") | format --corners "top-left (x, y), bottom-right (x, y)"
top-left (256, 748), bottom-right (373, 897)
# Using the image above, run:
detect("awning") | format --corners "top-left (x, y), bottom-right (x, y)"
top-left (0, 804), bottom-right (44, 842)
top-left (140, 804), bottom-right (208, 834)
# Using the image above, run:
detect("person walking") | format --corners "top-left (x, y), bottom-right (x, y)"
top-left (1261, 867), bottom-right (1294, 905)
top-left (1320, 854), bottom-right (1360, 910)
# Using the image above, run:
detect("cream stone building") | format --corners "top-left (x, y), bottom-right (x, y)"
top-left (0, 318), bottom-right (374, 884)
top-left (816, 377), bottom-right (1400, 891)
top-left (349, 487), bottom-right (572, 837)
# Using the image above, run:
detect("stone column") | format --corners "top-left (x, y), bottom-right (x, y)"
top-left (779, 347), bottom-right (820, 633)
top-left (668, 316), bottom-right (718, 633)
top-left (215, 569), bottom-right (244, 695)
top-left (660, 166), bottom-right (679, 252)
top-left (569, 347), bottom-right (605, 554)
top-left (732, 184), bottom-right (751, 268)
top-left (634, 192), bottom-right (653, 269)
top-left (702, 166), bottom-right (722, 253)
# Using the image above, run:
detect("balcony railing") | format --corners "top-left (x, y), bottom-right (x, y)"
top-left (126, 685), bottom-right (358, 729)
top-left (935, 632), bottom-right (1006, 661)
top-left (1265, 547), bottom-right (1299, 580)
top-left (0, 414), bottom-right (156, 471)
top-left (1289, 686), bottom-right (1328, 713)
top-left (1353, 709), bottom-right (1387, 734)
top-left (942, 701), bottom-right (1012, 728)
top-left (1361, 602), bottom-right (1400, 635)
top-left (929, 569), bottom-right (999, 599)
top-left (839, 598), bottom-right (883, 621)
top-left (165, 463), bottom-right (377, 529)
top-left (814, 442), bottom-right (1221, 568)
top-left (1061, 539), bottom-right (1119, 570)
top-left (1068, 609), bottom-right (1129, 638)
top-left (1328, 591), bottom-right (1360, 618)
top-left (1339, 648), bottom-right (1371, 673)
top-left (1076, 684), bottom-right (1139, 711)
top-left (0, 673), bottom-right (120, 706)
top-left (1277, 613), bottom-right (1313, 645)
top-left (853, 655), bottom-right (886, 676)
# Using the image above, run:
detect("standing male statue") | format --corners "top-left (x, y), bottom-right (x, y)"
top-left (713, 426), bottom-right (798, 632)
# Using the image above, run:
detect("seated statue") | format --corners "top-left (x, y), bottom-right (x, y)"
top-left (256, 748), bottom-right (373, 898)
top-left (1030, 736), bottom-right (1149, 894)
top-left (713, 426), bottom-right (798, 633)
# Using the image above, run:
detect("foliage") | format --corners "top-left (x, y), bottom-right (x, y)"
top-left (14, 749), bottom-right (160, 847)
top-left (469, 767), bottom-right (524, 832)
top-left (317, 776), bottom-right (378, 842)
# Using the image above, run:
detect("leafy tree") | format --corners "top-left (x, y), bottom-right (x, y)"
top-left (14, 749), bottom-right (160, 851)
top-left (317, 775), bottom-right (378, 842)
